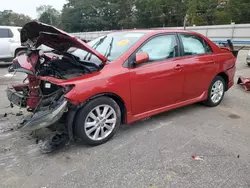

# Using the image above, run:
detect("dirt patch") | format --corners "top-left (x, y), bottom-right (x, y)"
top-left (228, 114), bottom-right (241, 119)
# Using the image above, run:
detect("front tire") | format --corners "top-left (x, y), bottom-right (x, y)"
top-left (203, 76), bottom-right (226, 107)
top-left (74, 97), bottom-right (121, 145)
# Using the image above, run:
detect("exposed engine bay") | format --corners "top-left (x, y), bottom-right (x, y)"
top-left (8, 49), bottom-right (101, 112)
top-left (38, 51), bottom-right (101, 80)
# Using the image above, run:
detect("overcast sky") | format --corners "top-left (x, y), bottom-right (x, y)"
top-left (0, 0), bottom-right (67, 19)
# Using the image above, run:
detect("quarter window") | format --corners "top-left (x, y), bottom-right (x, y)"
top-left (137, 34), bottom-right (178, 62)
top-left (0, 28), bottom-right (13, 38)
top-left (180, 34), bottom-right (212, 56)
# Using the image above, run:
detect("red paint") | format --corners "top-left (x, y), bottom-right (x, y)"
top-left (26, 75), bottom-right (41, 109)
top-left (135, 52), bottom-right (149, 65)
top-left (14, 30), bottom-right (236, 124)
top-left (237, 76), bottom-right (250, 91)
top-left (12, 75), bottom-right (40, 110)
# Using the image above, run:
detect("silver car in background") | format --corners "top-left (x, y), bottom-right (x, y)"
top-left (0, 26), bottom-right (22, 62)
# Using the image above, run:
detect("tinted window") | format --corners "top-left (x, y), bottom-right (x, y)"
top-left (8, 29), bottom-right (13, 37)
top-left (137, 34), bottom-right (178, 62)
top-left (180, 34), bottom-right (212, 56)
top-left (0, 29), bottom-right (10, 38)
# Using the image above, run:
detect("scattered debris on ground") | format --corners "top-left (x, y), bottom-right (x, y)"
top-left (16, 111), bottom-right (23, 116)
top-left (237, 76), bottom-right (250, 91)
top-left (192, 155), bottom-right (204, 161)
top-left (40, 133), bottom-right (70, 154)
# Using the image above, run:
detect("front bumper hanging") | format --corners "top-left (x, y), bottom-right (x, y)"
top-left (20, 99), bottom-right (68, 131)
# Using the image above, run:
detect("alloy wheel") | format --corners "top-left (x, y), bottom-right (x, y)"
top-left (84, 105), bottom-right (117, 141)
top-left (211, 80), bottom-right (224, 104)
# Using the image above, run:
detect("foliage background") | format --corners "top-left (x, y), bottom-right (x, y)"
top-left (1, 0), bottom-right (250, 32)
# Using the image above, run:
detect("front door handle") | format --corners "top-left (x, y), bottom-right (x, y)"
top-left (174, 64), bottom-right (183, 70)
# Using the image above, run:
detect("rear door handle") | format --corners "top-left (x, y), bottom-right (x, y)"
top-left (174, 64), bottom-right (183, 70)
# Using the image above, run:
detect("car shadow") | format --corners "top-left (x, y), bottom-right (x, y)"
top-left (119, 103), bottom-right (206, 133)
top-left (0, 62), bottom-right (11, 68)
top-left (61, 103), bottom-right (207, 154)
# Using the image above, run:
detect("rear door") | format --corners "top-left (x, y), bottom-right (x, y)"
top-left (0, 28), bottom-right (13, 58)
top-left (177, 33), bottom-right (217, 101)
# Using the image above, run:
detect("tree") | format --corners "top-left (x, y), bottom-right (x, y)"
top-left (135, 0), bottom-right (186, 28)
top-left (226, 0), bottom-right (250, 24)
top-left (185, 0), bottom-right (218, 26)
top-left (0, 10), bottom-right (31, 26)
top-left (58, 0), bottom-right (250, 31)
top-left (37, 5), bottom-right (60, 27)
top-left (61, 0), bottom-right (122, 32)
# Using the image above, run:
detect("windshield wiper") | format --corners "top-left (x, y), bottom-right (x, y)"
top-left (104, 37), bottom-right (114, 60)
top-left (84, 35), bottom-right (107, 61)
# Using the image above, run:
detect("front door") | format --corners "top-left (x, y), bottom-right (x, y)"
top-left (129, 34), bottom-right (185, 115)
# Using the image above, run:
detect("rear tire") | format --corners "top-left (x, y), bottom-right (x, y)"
top-left (74, 97), bottom-right (121, 145)
top-left (203, 76), bottom-right (226, 107)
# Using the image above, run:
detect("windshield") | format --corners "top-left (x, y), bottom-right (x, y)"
top-left (70, 32), bottom-right (145, 64)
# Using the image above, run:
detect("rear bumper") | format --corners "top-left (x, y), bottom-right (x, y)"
top-left (228, 80), bottom-right (234, 90)
top-left (226, 65), bottom-right (236, 90)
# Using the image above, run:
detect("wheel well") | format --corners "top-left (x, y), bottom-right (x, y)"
top-left (81, 93), bottom-right (127, 124)
top-left (14, 47), bottom-right (27, 57)
top-left (217, 72), bottom-right (229, 90)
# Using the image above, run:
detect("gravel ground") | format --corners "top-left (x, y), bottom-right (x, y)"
top-left (1, 51), bottom-right (250, 188)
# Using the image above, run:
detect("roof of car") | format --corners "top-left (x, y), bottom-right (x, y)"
top-left (111, 29), bottom-right (199, 35)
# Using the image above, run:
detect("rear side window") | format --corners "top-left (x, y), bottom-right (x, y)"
top-left (0, 28), bottom-right (13, 38)
top-left (180, 34), bottom-right (212, 56)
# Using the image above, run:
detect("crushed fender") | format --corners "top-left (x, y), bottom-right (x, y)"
top-left (237, 76), bottom-right (250, 91)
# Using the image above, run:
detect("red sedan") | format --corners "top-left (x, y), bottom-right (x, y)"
top-left (7, 22), bottom-right (236, 146)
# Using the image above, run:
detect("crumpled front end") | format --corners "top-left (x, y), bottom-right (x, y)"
top-left (6, 76), bottom-right (70, 131)
top-left (20, 99), bottom-right (68, 131)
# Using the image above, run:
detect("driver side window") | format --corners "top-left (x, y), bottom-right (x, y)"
top-left (137, 34), bottom-right (178, 62)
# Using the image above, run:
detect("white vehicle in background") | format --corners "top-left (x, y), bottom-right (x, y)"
top-left (0, 26), bottom-right (22, 62)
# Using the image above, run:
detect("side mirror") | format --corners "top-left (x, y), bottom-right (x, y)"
top-left (135, 52), bottom-right (149, 65)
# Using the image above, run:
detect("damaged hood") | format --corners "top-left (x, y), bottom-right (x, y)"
top-left (20, 21), bottom-right (108, 64)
